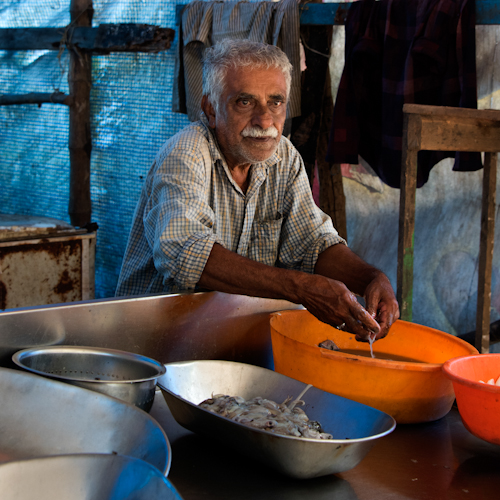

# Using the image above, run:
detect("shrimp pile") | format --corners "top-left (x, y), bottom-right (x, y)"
top-left (479, 375), bottom-right (500, 386)
top-left (198, 394), bottom-right (333, 440)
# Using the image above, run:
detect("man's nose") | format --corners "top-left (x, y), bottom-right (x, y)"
top-left (251, 103), bottom-right (274, 129)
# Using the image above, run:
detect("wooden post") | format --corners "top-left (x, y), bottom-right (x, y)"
top-left (291, 9), bottom-right (348, 239)
top-left (0, 26), bottom-right (174, 52)
top-left (316, 51), bottom-right (347, 240)
top-left (476, 152), bottom-right (498, 353)
top-left (397, 112), bottom-right (419, 322)
top-left (68, 0), bottom-right (93, 227)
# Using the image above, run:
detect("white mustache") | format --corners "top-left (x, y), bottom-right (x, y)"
top-left (241, 125), bottom-right (279, 139)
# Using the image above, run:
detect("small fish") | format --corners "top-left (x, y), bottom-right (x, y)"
top-left (319, 339), bottom-right (340, 351)
top-left (368, 333), bottom-right (376, 358)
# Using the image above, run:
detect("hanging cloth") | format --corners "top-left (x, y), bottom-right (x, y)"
top-left (173, 0), bottom-right (302, 122)
top-left (326, 0), bottom-right (482, 189)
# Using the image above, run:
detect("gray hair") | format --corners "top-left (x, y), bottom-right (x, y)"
top-left (202, 39), bottom-right (293, 112)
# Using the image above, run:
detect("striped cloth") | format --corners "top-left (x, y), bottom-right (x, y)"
top-left (173, 0), bottom-right (302, 121)
top-left (115, 115), bottom-right (344, 297)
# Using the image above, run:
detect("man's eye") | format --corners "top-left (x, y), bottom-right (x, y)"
top-left (238, 99), bottom-right (251, 106)
top-left (271, 100), bottom-right (284, 107)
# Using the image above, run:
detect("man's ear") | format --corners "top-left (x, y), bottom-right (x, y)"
top-left (201, 95), bottom-right (216, 128)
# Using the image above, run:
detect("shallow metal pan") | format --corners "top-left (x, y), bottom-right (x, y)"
top-left (157, 360), bottom-right (396, 479)
top-left (0, 368), bottom-right (171, 475)
top-left (0, 454), bottom-right (183, 500)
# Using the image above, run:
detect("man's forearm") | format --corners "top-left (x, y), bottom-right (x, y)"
top-left (198, 242), bottom-right (393, 340)
top-left (314, 243), bottom-right (385, 296)
top-left (197, 242), bottom-right (307, 303)
top-left (198, 242), bottom-right (379, 302)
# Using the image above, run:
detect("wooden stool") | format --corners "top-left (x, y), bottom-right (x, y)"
top-left (398, 104), bottom-right (500, 353)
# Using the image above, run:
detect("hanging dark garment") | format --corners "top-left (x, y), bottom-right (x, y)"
top-left (326, 0), bottom-right (482, 189)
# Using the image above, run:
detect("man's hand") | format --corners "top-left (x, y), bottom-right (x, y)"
top-left (313, 244), bottom-right (400, 342)
top-left (363, 273), bottom-right (400, 341)
top-left (297, 274), bottom-right (383, 341)
top-left (296, 272), bottom-right (400, 342)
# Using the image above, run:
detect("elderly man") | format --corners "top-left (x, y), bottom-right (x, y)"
top-left (116, 39), bottom-right (399, 341)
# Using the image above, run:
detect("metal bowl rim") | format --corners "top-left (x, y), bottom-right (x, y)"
top-left (158, 359), bottom-right (397, 444)
top-left (0, 367), bottom-right (173, 476)
top-left (0, 452), bottom-right (170, 475)
top-left (0, 453), bottom-right (180, 499)
top-left (12, 345), bottom-right (166, 384)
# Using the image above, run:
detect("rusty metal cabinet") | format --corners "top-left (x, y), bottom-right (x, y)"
top-left (0, 214), bottom-right (95, 310)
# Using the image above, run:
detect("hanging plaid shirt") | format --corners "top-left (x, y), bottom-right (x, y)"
top-left (326, 0), bottom-right (482, 189)
top-left (116, 115), bottom-right (344, 297)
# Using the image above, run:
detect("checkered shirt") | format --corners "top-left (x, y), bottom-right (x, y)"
top-left (116, 116), bottom-right (345, 297)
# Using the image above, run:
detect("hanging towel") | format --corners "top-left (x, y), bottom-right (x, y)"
top-left (326, 0), bottom-right (482, 189)
top-left (172, 0), bottom-right (302, 122)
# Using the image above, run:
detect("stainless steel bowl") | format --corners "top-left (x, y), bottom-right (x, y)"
top-left (12, 346), bottom-right (166, 412)
top-left (158, 360), bottom-right (396, 479)
top-left (0, 454), bottom-right (183, 500)
top-left (0, 367), bottom-right (171, 475)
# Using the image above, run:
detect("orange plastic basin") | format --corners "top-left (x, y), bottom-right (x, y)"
top-left (442, 354), bottom-right (500, 445)
top-left (270, 310), bottom-right (478, 423)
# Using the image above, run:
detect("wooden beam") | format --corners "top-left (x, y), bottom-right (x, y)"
top-left (403, 104), bottom-right (500, 153)
top-left (299, 0), bottom-right (500, 25)
top-left (68, 0), bottom-right (93, 228)
top-left (403, 103), bottom-right (500, 120)
top-left (0, 92), bottom-right (72, 106)
top-left (0, 24), bottom-right (174, 53)
top-left (176, 1), bottom-right (500, 26)
top-left (298, 2), bottom-right (350, 25)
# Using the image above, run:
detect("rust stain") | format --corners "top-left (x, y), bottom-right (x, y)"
top-left (0, 239), bottom-right (83, 305)
top-left (0, 240), bottom-right (81, 260)
top-left (53, 270), bottom-right (75, 296)
top-left (0, 281), bottom-right (6, 310)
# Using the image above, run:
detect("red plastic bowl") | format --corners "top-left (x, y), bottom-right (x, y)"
top-left (442, 354), bottom-right (500, 445)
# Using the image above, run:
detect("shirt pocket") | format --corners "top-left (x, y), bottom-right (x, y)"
top-left (247, 218), bottom-right (283, 266)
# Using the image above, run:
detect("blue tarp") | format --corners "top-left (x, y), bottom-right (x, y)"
top-left (0, 0), bottom-right (190, 298)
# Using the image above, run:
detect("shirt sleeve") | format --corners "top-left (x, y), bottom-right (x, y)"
top-left (277, 146), bottom-right (346, 274)
top-left (142, 139), bottom-right (217, 291)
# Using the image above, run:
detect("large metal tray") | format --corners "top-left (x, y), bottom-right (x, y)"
top-left (0, 368), bottom-right (171, 475)
top-left (157, 360), bottom-right (396, 479)
top-left (0, 454), bottom-right (183, 500)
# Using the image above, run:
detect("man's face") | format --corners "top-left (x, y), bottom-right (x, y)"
top-left (203, 65), bottom-right (288, 170)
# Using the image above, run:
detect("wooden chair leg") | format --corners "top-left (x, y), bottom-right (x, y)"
top-left (397, 115), bottom-right (419, 322)
top-left (476, 152), bottom-right (498, 353)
